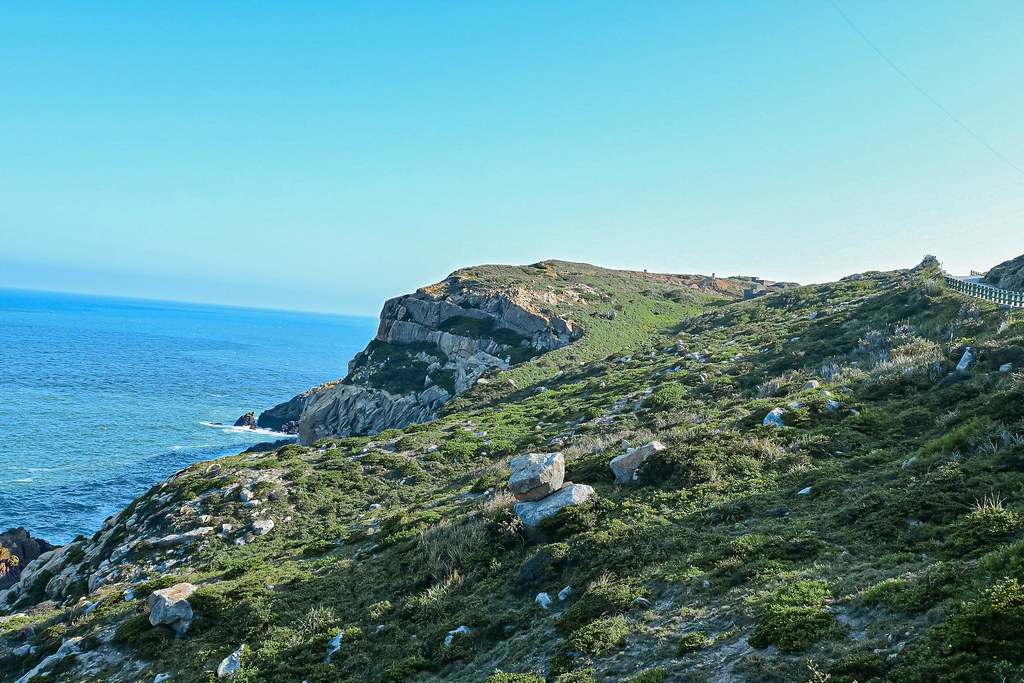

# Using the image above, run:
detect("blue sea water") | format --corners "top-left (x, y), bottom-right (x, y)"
top-left (0, 288), bottom-right (377, 544)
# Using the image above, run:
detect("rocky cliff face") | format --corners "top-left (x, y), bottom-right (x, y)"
top-left (984, 253), bottom-right (1024, 291)
top-left (260, 271), bottom-right (582, 444)
top-left (0, 528), bottom-right (55, 589)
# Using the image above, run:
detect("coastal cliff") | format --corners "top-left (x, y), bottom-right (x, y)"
top-left (259, 261), bottom-right (738, 444)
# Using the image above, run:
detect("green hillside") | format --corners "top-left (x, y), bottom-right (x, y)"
top-left (3, 257), bottom-right (1024, 683)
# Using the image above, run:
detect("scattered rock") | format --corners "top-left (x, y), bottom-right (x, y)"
top-left (797, 486), bottom-right (813, 496)
top-left (535, 592), bottom-right (551, 609)
top-left (233, 412), bottom-right (258, 429)
top-left (1001, 363), bottom-right (1014, 372)
top-left (802, 380), bottom-right (820, 391)
top-left (148, 583), bottom-right (198, 636)
top-left (444, 625), bottom-right (471, 647)
top-left (153, 527), bottom-right (215, 547)
top-left (609, 441), bottom-right (666, 484)
top-left (217, 644), bottom-right (245, 677)
top-left (13, 643), bottom-right (35, 656)
top-left (763, 408), bottom-right (785, 429)
top-left (14, 637), bottom-right (82, 683)
top-left (769, 507), bottom-right (790, 518)
top-left (508, 452), bottom-right (565, 502)
top-left (826, 399), bottom-right (842, 411)
top-left (252, 519), bottom-right (275, 536)
top-left (558, 585), bottom-right (573, 601)
top-left (326, 630), bottom-right (343, 661)
top-left (515, 484), bottom-right (595, 527)
top-left (154, 674), bottom-right (173, 683)
top-left (956, 347), bottom-right (975, 373)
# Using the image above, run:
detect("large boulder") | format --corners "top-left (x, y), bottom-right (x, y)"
top-left (609, 441), bottom-right (665, 483)
top-left (148, 582), bottom-right (198, 635)
top-left (233, 412), bottom-right (257, 429)
top-left (515, 484), bottom-right (595, 527)
top-left (508, 452), bottom-right (565, 501)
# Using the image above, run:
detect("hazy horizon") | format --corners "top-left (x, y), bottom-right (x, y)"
top-left (2, 2), bottom-right (1022, 314)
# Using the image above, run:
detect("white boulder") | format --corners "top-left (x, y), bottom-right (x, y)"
top-left (956, 347), bottom-right (975, 372)
top-left (763, 408), bottom-right (785, 428)
top-left (508, 452), bottom-right (565, 502)
top-left (515, 484), bottom-right (595, 527)
top-left (609, 441), bottom-right (666, 484)
top-left (148, 583), bottom-right (198, 636)
top-left (217, 644), bottom-right (245, 678)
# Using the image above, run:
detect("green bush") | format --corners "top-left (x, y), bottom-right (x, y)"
top-left (556, 578), bottom-right (638, 634)
top-left (565, 615), bottom-right (630, 655)
top-left (483, 673), bottom-right (545, 683)
top-left (631, 668), bottom-right (668, 683)
top-left (677, 631), bottom-right (708, 655)
top-left (748, 605), bottom-right (842, 652)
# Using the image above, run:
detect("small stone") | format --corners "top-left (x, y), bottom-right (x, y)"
top-left (770, 507), bottom-right (790, 518)
top-left (443, 625), bottom-right (471, 647)
top-left (326, 630), bottom-right (343, 661)
top-left (633, 597), bottom-right (653, 608)
top-left (802, 380), bottom-right (821, 391)
top-left (239, 489), bottom-right (254, 502)
top-left (797, 486), bottom-right (813, 496)
top-left (609, 441), bottom-right (666, 483)
top-left (13, 643), bottom-right (34, 656)
top-left (1001, 363), bottom-right (1014, 372)
top-left (558, 586), bottom-right (573, 601)
top-left (763, 408), bottom-right (785, 429)
top-left (956, 347), bottom-right (975, 373)
top-left (217, 644), bottom-right (245, 678)
top-left (826, 399), bottom-right (842, 411)
top-left (368, 503), bottom-right (383, 511)
top-left (535, 592), bottom-right (551, 609)
top-left (154, 674), bottom-right (173, 683)
top-left (902, 457), bottom-right (917, 469)
top-left (251, 519), bottom-right (275, 536)
top-left (243, 500), bottom-right (261, 509)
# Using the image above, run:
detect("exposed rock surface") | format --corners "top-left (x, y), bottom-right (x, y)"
top-left (261, 271), bottom-right (582, 444)
top-left (609, 441), bottom-right (666, 483)
top-left (983, 253), bottom-right (1024, 291)
top-left (217, 644), bottom-right (245, 678)
top-left (763, 407), bottom-right (785, 428)
top-left (515, 483), bottom-right (595, 527)
top-left (508, 452), bottom-right (565, 501)
top-left (0, 527), bottom-right (56, 589)
top-left (14, 636), bottom-right (82, 683)
top-left (148, 582), bottom-right (198, 635)
top-left (233, 412), bottom-right (257, 429)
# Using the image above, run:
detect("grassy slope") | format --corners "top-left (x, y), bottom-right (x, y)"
top-left (4, 259), bottom-right (1024, 683)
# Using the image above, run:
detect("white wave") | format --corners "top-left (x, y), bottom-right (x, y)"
top-left (199, 421), bottom-right (291, 437)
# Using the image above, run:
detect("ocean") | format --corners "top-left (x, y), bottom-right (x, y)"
top-left (0, 288), bottom-right (377, 544)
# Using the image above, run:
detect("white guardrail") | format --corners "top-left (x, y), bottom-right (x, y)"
top-left (945, 275), bottom-right (1024, 308)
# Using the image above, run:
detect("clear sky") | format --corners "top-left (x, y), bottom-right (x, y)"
top-left (1, 1), bottom-right (1022, 315)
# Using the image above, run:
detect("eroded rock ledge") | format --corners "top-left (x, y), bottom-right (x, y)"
top-left (259, 270), bottom-right (583, 444)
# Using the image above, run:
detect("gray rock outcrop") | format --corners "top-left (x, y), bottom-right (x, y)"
top-left (148, 582), bottom-right (198, 635)
top-left (609, 441), bottom-right (665, 483)
top-left (260, 273), bottom-right (581, 444)
top-left (763, 408), bottom-right (785, 428)
top-left (218, 644), bottom-right (245, 678)
top-left (515, 484), bottom-right (595, 527)
top-left (508, 453), bottom-right (565, 502)
top-left (983, 253), bottom-right (1024, 291)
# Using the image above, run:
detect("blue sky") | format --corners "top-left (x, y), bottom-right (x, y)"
top-left (1, 1), bottom-right (1022, 314)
